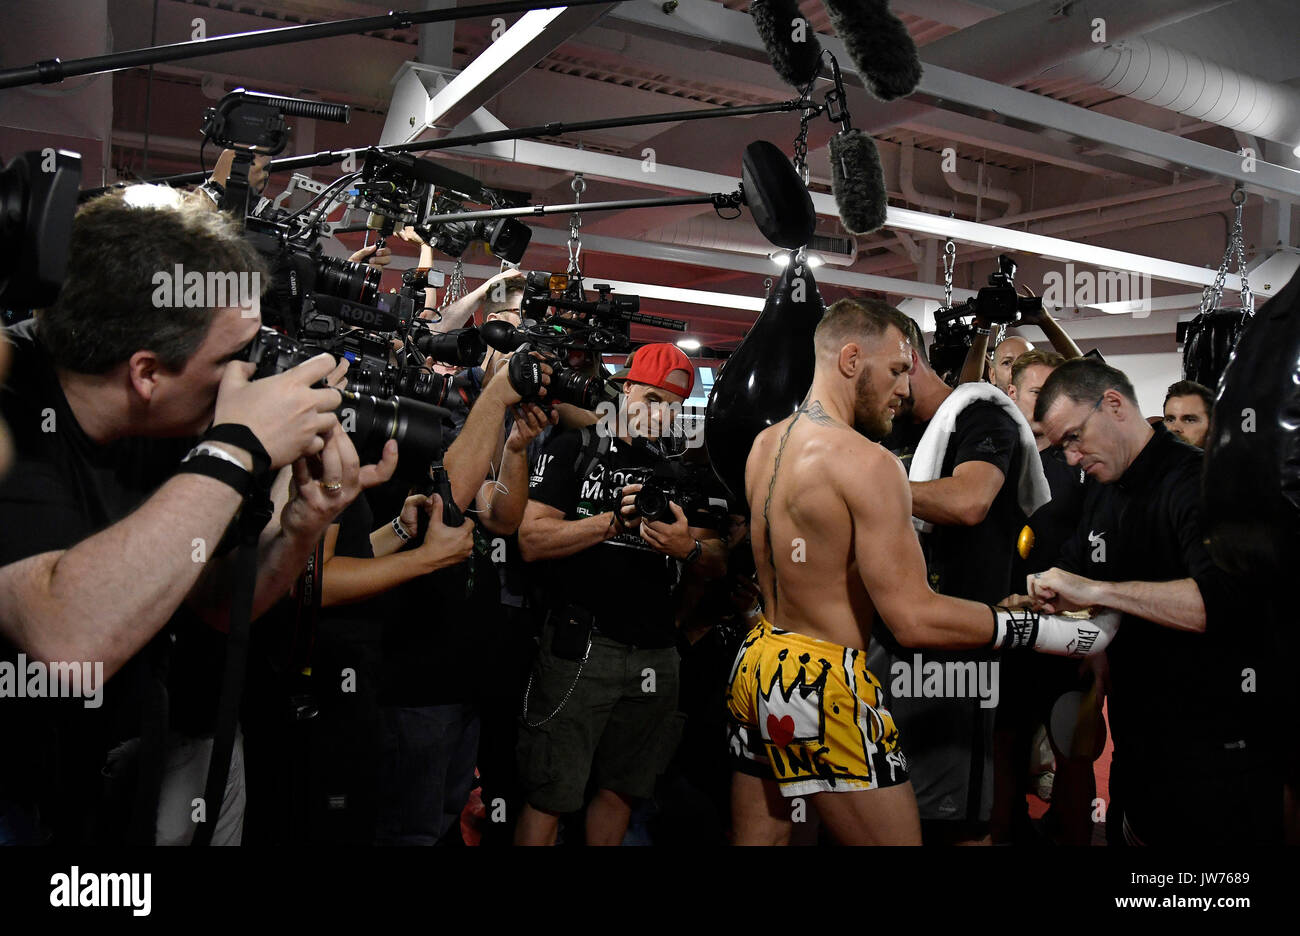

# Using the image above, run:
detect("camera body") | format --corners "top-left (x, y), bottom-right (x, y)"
top-left (617, 460), bottom-right (729, 531)
top-left (958, 254), bottom-right (1043, 325)
top-left (242, 327), bottom-right (448, 483)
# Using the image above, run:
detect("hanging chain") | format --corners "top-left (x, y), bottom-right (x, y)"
top-left (1201, 188), bottom-right (1253, 315)
top-left (567, 173), bottom-right (585, 276)
top-left (439, 258), bottom-right (466, 310)
top-left (791, 74), bottom-right (819, 185)
top-left (942, 239), bottom-right (956, 310)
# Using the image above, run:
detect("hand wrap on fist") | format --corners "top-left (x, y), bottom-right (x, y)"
top-left (989, 606), bottom-right (1119, 658)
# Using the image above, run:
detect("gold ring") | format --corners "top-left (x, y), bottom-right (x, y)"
top-left (319, 480), bottom-right (344, 493)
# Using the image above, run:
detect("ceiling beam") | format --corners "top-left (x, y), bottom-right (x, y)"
top-left (439, 133), bottom-right (1243, 291)
top-left (605, 0), bottom-right (1300, 201)
top-left (396, 3), bottom-right (619, 145)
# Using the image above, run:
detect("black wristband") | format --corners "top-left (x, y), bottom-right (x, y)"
top-left (177, 454), bottom-right (253, 496)
top-left (204, 423), bottom-right (271, 475)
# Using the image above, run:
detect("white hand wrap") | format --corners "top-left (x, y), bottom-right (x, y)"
top-left (990, 607), bottom-right (1119, 658)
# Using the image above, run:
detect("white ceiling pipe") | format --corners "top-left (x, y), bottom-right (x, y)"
top-left (899, 140), bottom-right (967, 214)
top-left (940, 155), bottom-right (1023, 217)
top-left (1042, 38), bottom-right (1300, 146)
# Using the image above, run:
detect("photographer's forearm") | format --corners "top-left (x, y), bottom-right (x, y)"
top-left (958, 333), bottom-right (990, 384)
top-left (687, 534), bottom-right (728, 581)
top-left (481, 443), bottom-right (530, 536)
top-left (519, 513), bottom-right (612, 562)
top-left (443, 384), bottom-right (509, 510)
top-left (434, 279), bottom-right (489, 333)
top-left (0, 475), bottom-right (243, 676)
top-left (321, 550), bottom-right (435, 607)
top-left (1040, 313), bottom-right (1083, 359)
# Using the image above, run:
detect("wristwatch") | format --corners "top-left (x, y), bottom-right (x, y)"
top-left (683, 539), bottom-right (703, 564)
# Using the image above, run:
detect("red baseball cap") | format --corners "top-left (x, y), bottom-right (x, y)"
top-left (620, 343), bottom-right (695, 398)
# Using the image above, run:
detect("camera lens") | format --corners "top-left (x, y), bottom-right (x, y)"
top-left (315, 254), bottom-right (380, 305)
top-left (337, 390), bottom-right (446, 483)
top-left (634, 483), bottom-right (672, 525)
top-left (548, 363), bottom-right (603, 409)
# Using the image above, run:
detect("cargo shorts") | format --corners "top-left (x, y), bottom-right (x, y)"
top-left (517, 626), bottom-right (684, 815)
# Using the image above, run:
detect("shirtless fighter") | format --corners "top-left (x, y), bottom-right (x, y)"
top-left (726, 297), bottom-right (1119, 845)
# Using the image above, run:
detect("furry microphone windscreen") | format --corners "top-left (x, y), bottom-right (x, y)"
top-left (750, 0), bottom-right (823, 88)
top-left (829, 129), bottom-right (887, 235)
top-left (821, 0), bottom-right (922, 102)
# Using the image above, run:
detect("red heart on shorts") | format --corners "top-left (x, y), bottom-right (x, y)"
top-left (766, 714), bottom-right (795, 748)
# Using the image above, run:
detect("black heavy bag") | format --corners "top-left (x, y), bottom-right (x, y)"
top-left (1202, 265), bottom-right (1300, 578)
top-left (705, 257), bottom-right (826, 505)
top-left (1182, 307), bottom-right (1251, 390)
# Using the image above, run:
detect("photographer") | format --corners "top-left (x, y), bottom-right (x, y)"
top-left (0, 190), bottom-right (395, 844)
top-left (514, 343), bottom-right (725, 846)
top-left (958, 305), bottom-right (1082, 390)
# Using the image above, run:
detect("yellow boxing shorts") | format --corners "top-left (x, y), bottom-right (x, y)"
top-left (726, 617), bottom-right (909, 797)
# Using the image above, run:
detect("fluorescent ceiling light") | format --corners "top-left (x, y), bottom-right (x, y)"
top-left (768, 250), bottom-right (823, 268)
top-left (677, 339), bottom-right (701, 350)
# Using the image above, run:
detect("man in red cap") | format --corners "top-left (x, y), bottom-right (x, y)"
top-left (515, 342), bottom-right (725, 845)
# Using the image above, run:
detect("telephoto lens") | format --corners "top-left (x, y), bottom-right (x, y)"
top-left (315, 254), bottom-right (381, 305)
top-left (547, 361), bottom-right (605, 410)
top-left (242, 328), bottom-right (448, 482)
top-left (411, 325), bottom-right (486, 367)
top-left (346, 363), bottom-right (447, 404)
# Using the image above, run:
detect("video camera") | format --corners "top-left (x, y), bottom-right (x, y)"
top-left (1, 149), bottom-right (82, 314)
top-left (481, 271), bottom-right (686, 410)
top-left (954, 254), bottom-right (1042, 326)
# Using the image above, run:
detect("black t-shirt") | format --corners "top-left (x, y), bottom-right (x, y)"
top-left (922, 400), bottom-right (1025, 605)
top-left (0, 319), bottom-right (212, 840)
top-left (1012, 445), bottom-right (1091, 582)
top-left (528, 428), bottom-right (677, 648)
top-left (1054, 423), bottom-right (1273, 770)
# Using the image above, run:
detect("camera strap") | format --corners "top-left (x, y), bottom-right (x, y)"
top-left (191, 473), bottom-right (274, 846)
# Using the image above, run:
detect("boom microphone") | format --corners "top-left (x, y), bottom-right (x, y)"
top-left (821, 0), bottom-right (922, 102)
top-left (829, 128), bottom-right (888, 235)
top-left (750, 0), bottom-right (823, 88)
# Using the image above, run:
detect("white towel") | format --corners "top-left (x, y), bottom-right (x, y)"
top-left (907, 383), bottom-right (1050, 534)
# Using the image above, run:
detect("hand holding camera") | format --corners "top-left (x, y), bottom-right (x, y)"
top-left (639, 501), bottom-right (695, 559)
top-left (213, 352), bottom-right (344, 470)
top-left (415, 492), bottom-right (475, 571)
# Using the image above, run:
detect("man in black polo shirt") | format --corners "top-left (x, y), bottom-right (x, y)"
top-left (1029, 358), bottom-right (1282, 845)
top-left (514, 343), bottom-right (724, 845)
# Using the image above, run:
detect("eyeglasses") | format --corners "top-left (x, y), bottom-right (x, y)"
top-left (1059, 396), bottom-right (1105, 452)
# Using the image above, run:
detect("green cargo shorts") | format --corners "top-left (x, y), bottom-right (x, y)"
top-left (517, 626), bottom-right (684, 815)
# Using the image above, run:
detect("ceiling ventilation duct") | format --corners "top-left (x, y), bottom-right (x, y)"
top-left (1041, 38), bottom-right (1300, 147)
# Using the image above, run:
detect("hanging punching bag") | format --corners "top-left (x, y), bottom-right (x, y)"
top-left (1202, 264), bottom-right (1300, 579)
top-left (1182, 307), bottom-right (1251, 389)
top-left (705, 256), bottom-right (826, 504)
